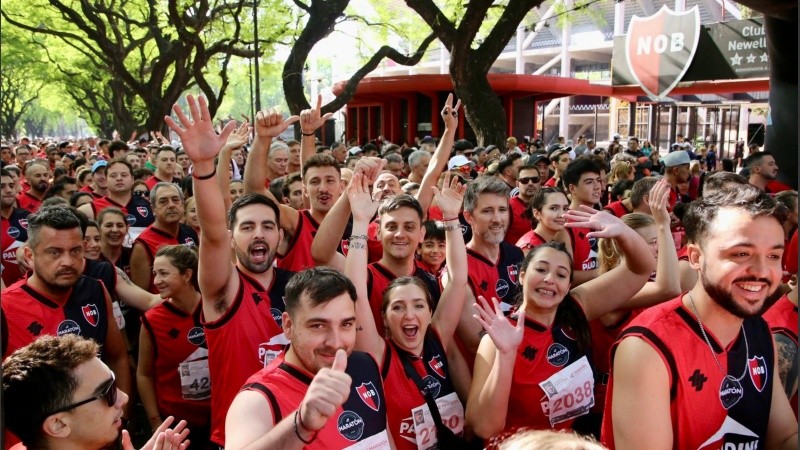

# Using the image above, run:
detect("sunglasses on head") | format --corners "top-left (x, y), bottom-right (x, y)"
top-left (45, 373), bottom-right (117, 417)
top-left (518, 176), bottom-right (540, 184)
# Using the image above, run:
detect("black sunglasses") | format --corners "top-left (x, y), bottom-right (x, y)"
top-left (45, 373), bottom-right (117, 417)
top-left (133, 190), bottom-right (150, 197)
top-left (518, 176), bottom-right (540, 184)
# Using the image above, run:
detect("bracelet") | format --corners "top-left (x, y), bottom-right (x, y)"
top-left (294, 409), bottom-right (318, 444)
top-left (442, 223), bottom-right (460, 231)
top-left (441, 216), bottom-right (459, 222)
top-left (301, 131), bottom-right (315, 136)
top-left (191, 167), bottom-right (216, 180)
top-left (349, 234), bottom-right (368, 241)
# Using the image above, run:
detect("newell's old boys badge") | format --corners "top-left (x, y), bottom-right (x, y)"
top-left (356, 382), bottom-right (380, 411)
top-left (748, 356), bottom-right (768, 392)
top-left (82, 304), bottom-right (99, 327)
top-left (625, 5), bottom-right (701, 99)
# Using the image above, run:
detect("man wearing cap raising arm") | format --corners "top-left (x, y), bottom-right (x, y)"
top-left (661, 150), bottom-right (691, 211)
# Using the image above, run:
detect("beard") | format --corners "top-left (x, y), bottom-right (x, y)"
top-left (234, 240), bottom-right (275, 274)
top-left (701, 270), bottom-right (782, 318)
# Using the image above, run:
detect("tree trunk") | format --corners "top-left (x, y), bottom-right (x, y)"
top-left (450, 59), bottom-right (507, 148)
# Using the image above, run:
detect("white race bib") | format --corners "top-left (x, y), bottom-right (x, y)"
top-left (410, 392), bottom-right (464, 450)
top-left (178, 347), bottom-right (210, 400)
top-left (538, 355), bottom-right (594, 426)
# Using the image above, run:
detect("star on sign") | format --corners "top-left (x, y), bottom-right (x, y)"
top-left (760, 53), bottom-right (768, 63)
top-left (746, 53), bottom-right (756, 64)
top-left (730, 53), bottom-right (742, 66)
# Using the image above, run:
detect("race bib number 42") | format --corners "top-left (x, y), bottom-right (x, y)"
top-left (538, 355), bottom-right (594, 427)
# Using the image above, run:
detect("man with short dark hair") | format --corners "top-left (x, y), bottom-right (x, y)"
top-left (107, 140), bottom-right (129, 159)
top-left (286, 139), bottom-right (301, 174)
top-left (746, 151), bottom-right (781, 192)
top-left (281, 172), bottom-right (305, 210)
top-left (17, 162), bottom-right (50, 213)
top-left (48, 176), bottom-right (79, 202)
top-left (13, 145), bottom-right (31, 167)
top-left (563, 158), bottom-right (603, 281)
top-left (144, 147), bottom-right (181, 190)
top-left (3, 334), bottom-right (189, 450)
top-left (603, 185), bottom-right (798, 449)
top-left (166, 95), bottom-right (296, 446)
top-left (1, 169), bottom-right (30, 286)
top-left (506, 163), bottom-right (541, 245)
top-left (1, 206), bottom-right (131, 411)
top-left (225, 267), bottom-right (390, 449)
top-left (544, 146), bottom-right (571, 188)
top-left (497, 152), bottom-right (523, 189)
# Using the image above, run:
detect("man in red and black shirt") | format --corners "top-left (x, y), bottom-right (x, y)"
top-left (1, 169), bottom-right (30, 287)
top-left (144, 146), bottom-right (182, 190)
top-left (16, 162), bottom-right (49, 213)
top-left (506, 163), bottom-right (541, 245)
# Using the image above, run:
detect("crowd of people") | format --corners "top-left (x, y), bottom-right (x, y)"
top-left (1, 93), bottom-right (797, 450)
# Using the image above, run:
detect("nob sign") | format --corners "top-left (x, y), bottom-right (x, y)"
top-left (625, 6), bottom-right (701, 100)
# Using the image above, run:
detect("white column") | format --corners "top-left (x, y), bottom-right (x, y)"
top-left (516, 27), bottom-right (525, 74)
top-left (614, 0), bottom-right (625, 36)
top-left (439, 45), bottom-right (448, 75)
top-left (559, 0), bottom-right (572, 138)
top-left (674, 0), bottom-right (686, 12)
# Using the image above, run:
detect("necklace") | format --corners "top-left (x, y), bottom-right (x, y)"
top-left (687, 293), bottom-right (749, 409)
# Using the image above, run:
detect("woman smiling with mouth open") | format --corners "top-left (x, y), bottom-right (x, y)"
top-left (345, 170), bottom-right (470, 449)
top-left (466, 206), bottom-right (655, 445)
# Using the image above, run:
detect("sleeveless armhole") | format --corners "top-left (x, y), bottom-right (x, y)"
top-left (381, 342), bottom-right (392, 380)
top-left (201, 273), bottom-right (244, 329)
top-left (613, 326), bottom-right (677, 399)
top-left (140, 314), bottom-right (158, 360)
top-left (241, 383), bottom-right (282, 424)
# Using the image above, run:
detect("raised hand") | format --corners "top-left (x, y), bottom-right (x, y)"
top-left (299, 349), bottom-right (352, 432)
top-left (253, 108), bottom-right (300, 139)
top-left (164, 95), bottom-right (236, 165)
top-left (648, 179), bottom-right (671, 227)
top-left (224, 121), bottom-right (251, 151)
top-left (347, 172), bottom-right (380, 222)
top-left (300, 95), bottom-right (334, 134)
top-left (353, 156), bottom-right (386, 184)
top-left (564, 205), bottom-right (628, 239)
top-left (122, 415), bottom-right (191, 450)
top-left (440, 93), bottom-right (462, 131)
top-left (473, 296), bottom-right (524, 355)
top-left (433, 171), bottom-right (466, 219)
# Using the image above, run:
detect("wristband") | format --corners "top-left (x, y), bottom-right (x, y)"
top-left (349, 234), bottom-right (368, 241)
top-left (302, 131), bottom-right (315, 136)
top-left (441, 216), bottom-right (459, 222)
top-left (294, 409), bottom-right (318, 444)
top-left (191, 167), bottom-right (216, 180)
top-left (442, 223), bottom-right (460, 231)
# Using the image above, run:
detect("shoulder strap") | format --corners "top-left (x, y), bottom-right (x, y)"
top-left (398, 353), bottom-right (454, 439)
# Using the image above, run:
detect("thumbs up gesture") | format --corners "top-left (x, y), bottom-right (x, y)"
top-left (298, 349), bottom-right (352, 432)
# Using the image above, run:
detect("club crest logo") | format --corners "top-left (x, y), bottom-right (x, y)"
top-left (507, 265), bottom-right (518, 285)
top-left (136, 206), bottom-right (149, 217)
top-left (748, 355), bottom-right (768, 392)
top-left (428, 354), bottom-right (446, 379)
top-left (355, 382), bottom-right (380, 411)
top-left (81, 304), bottom-right (99, 327)
top-left (625, 5), bottom-right (701, 99)
top-left (18, 219), bottom-right (28, 229)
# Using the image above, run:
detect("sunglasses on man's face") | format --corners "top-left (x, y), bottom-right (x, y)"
top-left (133, 190), bottom-right (149, 197)
top-left (518, 176), bottom-right (540, 185)
top-left (44, 373), bottom-right (117, 417)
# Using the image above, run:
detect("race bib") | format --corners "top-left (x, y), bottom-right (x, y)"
top-left (410, 392), bottom-right (464, 449)
top-left (538, 355), bottom-right (594, 426)
top-left (111, 301), bottom-right (125, 330)
top-left (178, 348), bottom-right (210, 400)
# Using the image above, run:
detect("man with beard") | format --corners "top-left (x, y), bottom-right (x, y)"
top-left (505, 163), bottom-right (541, 245)
top-left (79, 159), bottom-right (154, 243)
top-left (1, 169), bottom-right (30, 286)
top-left (17, 162), bottom-right (50, 213)
top-left (3, 335), bottom-right (189, 450)
top-left (602, 185), bottom-right (798, 450)
top-left (144, 146), bottom-right (182, 190)
top-left (746, 151), bottom-right (788, 194)
top-left (243, 101), bottom-right (345, 272)
top-left (165, 94), bottom-right (297, 447)
top-left (225, 268), bottom-right (390, 449)
top-left (130, 183), bottom-right (198, 293)
top-left (447, 177), bottom-right (523, 360)
top-left (662, 150), bottom-right (691, 210)
top-left (1, 206), bottom-right (130, 416)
